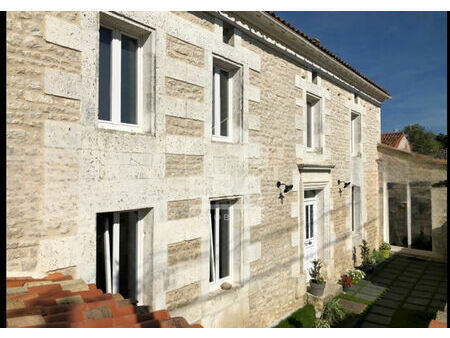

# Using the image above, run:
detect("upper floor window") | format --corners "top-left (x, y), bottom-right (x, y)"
top-left (351, 111), bottom-right (361, 156)
top-left (98, 26), bottom-right (142, 131)
top-left (212, 57), bottom-right (242, 143)
top-left (213, 66), bottom-right (231, 140)
top-left (311, 71), bottom-right (318, 84)
top-left (306, 94), bottom-right (322, 151)
top-left (222, 21), bottom-right (234, 45)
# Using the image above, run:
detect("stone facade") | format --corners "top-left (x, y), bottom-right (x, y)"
top-left (7, 11), bottom-right (392, 327)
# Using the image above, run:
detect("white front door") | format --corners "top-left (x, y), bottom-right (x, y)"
top-left (304, 195), bottom-right (317, 279)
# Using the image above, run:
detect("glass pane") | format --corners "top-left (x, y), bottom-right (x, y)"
top-left (313, 103), bottom-right (321, 148)
top-left (305, 205), bottom-right (309, 239)
top-left (310, 205), bottom-right (314, 238)
top-left (210, 207), bottom-right (216, 282)
top-left (307, 102), bottom-right (312, 147)
top-left (219, 205), bottom-right (230, 278)
top-left (99, 27), bottom-right (112, 121)
top-left (121, 34), bottom-right (138, 124)
top-left (119, 211), bottom-right (138, 300)
top-left (220, 70), bottom-right (229, 136)
top-left (410, 182), bottom-right (432, 251)
top-left (388, 183), bottom-right (408, 248)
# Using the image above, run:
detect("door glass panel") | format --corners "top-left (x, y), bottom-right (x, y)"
top-left (121, 34), bottom-right (138, 124)
top-left (310, 205), bottom-right (314, 238)
top-left (219, 205), bottom-right (230, 278)
top-left (305, 205), bottom-right (309, 239)
top-left (119, 211), bottom-right (138, 300)
top-left (99, 27), bottom-right (112, 121)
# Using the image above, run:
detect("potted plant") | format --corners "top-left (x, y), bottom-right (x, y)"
top-left (347, 269), bottom-right (365, 285)
top-left (379, 242), bottom-right (391, 259)
top-left (359, 240), bottom-right (374, 273)
top-left (341, 275), bottom-right (352, 292)
top-left (309, 259), bottom-right (326, 297)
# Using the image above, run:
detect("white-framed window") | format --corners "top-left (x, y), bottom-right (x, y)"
top-left (351, 111), bottom-right (361, 156)
top-left (212, 66), bottom-right (232, 141)
top-left (306, 94), bottom-right (322, 150)
top-left (209, 200), bottom-right (233, 288)
top-left (96, 210), bottom-right (144, 303)
top-left (98, 25), bottom-right (143, 132)
top-left (352, 185), bottom-right (361, 232)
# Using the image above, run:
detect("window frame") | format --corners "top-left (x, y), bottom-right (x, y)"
top-left (306, 94), bottom-right (321, 151)
top-left (209, 200), bottom-right (234, 290)
top-left (98, 210), bottom-right (144, 304)
top-left (212, 66), bottom-right (233, 143)
top-left (351, 111), bottom-right (361, 157)
top-left (98, 24), bottom-right (144, 133)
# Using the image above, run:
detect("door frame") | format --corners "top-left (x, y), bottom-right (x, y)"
top-left (303, 193), bottom-right (318, 278)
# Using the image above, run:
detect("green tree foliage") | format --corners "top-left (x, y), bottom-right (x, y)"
top-left (402, 124), bottom-right (443, 156)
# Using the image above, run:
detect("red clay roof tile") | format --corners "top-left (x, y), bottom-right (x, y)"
top-left (6, 274), bottom-right (202, 328)
top-left (381, 132), bottom-right (406, 148)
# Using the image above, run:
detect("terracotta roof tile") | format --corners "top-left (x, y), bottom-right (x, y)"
top-left (265, 11), bottom-right (390, 97)
top-left (381, 132), bottom-right (406, 148)
top-left (6, 273), bottom-right (203, 328)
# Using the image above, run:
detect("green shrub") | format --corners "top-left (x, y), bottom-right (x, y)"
top-left (359, 240), bottom-right (371, 266)
top-left (371, 249), bottom-right (385, 263)
top-left (309, 259), bottom-right (325, 284)
top-left (379, 242), bottom-right (391, 251)
top-left (314, 318), bottom-right (330, 328)
top-left (323, 298), bottom-right (347, 325)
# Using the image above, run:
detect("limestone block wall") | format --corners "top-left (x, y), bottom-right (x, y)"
top-left (378, 144), bottom-right (447, 260)
top-left (7, 10), bottom-right (388, 328)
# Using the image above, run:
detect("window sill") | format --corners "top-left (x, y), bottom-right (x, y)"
top-left (208, 282), bottom-right (240, 299)
top-left (211, 135), bottom-right (234, 144)
top-left (97, 121), bottom-right (144, 134)
top-left (306, 147), bottom-right (323, 154)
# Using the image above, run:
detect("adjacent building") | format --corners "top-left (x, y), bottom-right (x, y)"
top-left (7, 11), bottom-right (396, 327)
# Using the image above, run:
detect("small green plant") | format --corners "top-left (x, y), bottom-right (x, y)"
top-left (371, 249), bottom-right (385, 263)
top-left (323, 297), bottom-right (347, 325)
top-left (309, 259), bottom-right (325, 284)
top-left (314, 318), bottom-right (330, 328)
top-left (359, 240), bottom-right (371, 266)
top-left (379, 242), bottom-right (391, 251)
top-left (347, 269), bottom-right (365, 284)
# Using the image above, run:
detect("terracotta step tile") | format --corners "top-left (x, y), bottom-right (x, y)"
top-left (7, 314), bottom-right (46, 328)
top-left (55, 295), bottom-right (84, 305)
top-left (41, 302), bottom-right (88, 316)
top-left (112, 293), bottom-right (124, 301)
top-left (113, 314), bottom-right (138, 326)
top-left (137, 309), bottom-right (170, 322)
top-left (44, 309), bottom-right (86, 323)
top-left (83, 293), bottom-right (114, 303)
top-left (7, 299), bottom-right (26, 311)
top-left (72, 288), bottom-right (103, 300)
top-left (88, 283), bottom-right (98, 290)
top-left (7, 306), bottom-right (42, 318)
top-left (78, 317), bottom-right (114, 328)
top-left (161, 317), bottom-right (190, 328)
top-left (429, 320), bottom-right (447, 328)
top-left (7, 292), bottom-right (39, 302)
top-left (133, 319), bottom-right (161, 328)
top-left (27, 321), bottom-right (71, 328)
top-left (113, 304), bottom-right (135, 317)
top-left (85, 298), bottom-right (118, 310)
top-left (44, 273), bottom-right (66, 280)
top-left (27, 283), bottom-right (62, 295)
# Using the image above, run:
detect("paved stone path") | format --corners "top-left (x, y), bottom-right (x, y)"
top-left (355, 254), bottom-right (447, 328)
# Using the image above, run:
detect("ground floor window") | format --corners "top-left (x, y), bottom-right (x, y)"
top-left (96, 210), bottom-right (143, 302)
top-left (209, 200), bottom-right (234, 287)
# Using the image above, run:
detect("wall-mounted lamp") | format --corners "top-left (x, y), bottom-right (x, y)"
top-left (337, 179), bottom-right (351, 196)
top-left (276, 181), bottom-right (294, 204)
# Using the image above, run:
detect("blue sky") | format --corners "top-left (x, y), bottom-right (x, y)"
top-left (275, 12), bottom-right (447, 135)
